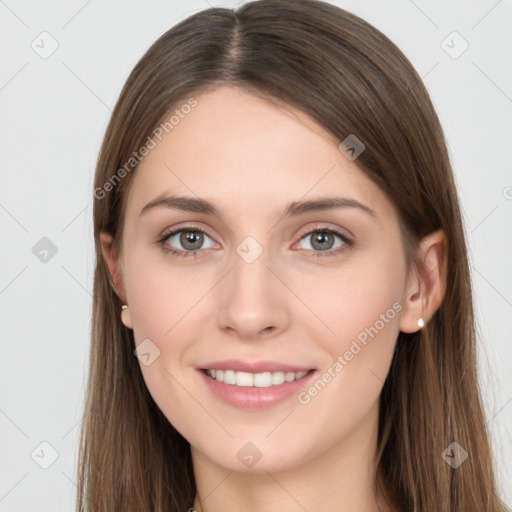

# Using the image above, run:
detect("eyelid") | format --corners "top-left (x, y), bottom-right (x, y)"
top-left (295, 223), bottom-right (352, 243)
top-left (158, 222), bottom-right (216, 242)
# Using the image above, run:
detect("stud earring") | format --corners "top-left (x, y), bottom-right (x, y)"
top-left (120, 304), bottom-right (133, 329)
top-left (417, 317), bottom-right (424, 328)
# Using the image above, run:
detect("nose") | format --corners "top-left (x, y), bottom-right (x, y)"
top-left (216, 247), bottom-right (289, 340)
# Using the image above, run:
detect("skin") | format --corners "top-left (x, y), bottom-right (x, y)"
top-left (100, 85), bottom-right (447, 512)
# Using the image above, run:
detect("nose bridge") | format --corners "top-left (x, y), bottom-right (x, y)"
top-left (216, 235), bottom-right (286, 337)
top-left (229, 237), bottom-right (275, 302)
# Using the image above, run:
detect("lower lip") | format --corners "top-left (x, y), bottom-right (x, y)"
top-left (197, 369), bottom-right (317, 410)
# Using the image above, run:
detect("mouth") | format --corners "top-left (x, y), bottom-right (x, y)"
top-left (197, 365), bottom-right (319, 410)
top-left (200, 368), bottom-right (315, 388)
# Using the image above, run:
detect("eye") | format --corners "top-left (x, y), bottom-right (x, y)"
top-left (296, 225), bottom-right (353, 257)
top-left (157, 224), bottom-right (353, 259)
top-left (157, 227), bottom-right (217, 258)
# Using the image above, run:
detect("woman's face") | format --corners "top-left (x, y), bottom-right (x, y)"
top-left (110, 85), bottom-right (413, 473)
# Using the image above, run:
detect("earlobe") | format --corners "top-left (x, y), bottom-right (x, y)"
top-left (121, 304), bottom-right (133, 329)
top-left (399, 229), bottom-right (447, 333)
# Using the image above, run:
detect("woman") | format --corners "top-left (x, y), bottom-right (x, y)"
top-left (79, 1), bottom-right (509, 510)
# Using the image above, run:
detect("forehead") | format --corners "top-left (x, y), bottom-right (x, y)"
top-left (125, 86), bottom-right (394, 223)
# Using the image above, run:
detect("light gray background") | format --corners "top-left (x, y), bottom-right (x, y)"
top-left (0, 0), bottom-right (511, 510)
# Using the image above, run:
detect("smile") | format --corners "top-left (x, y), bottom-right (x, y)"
top-left (204, 369), bottom-right (311, 388)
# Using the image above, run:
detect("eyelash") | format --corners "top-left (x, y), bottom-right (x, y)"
top-left (156, 224), bottom-right (353, 259)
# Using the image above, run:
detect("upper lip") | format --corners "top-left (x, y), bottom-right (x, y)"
top-left (199, 359), bottom-right (315, 374)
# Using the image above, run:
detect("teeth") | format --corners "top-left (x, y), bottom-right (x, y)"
top-left (205, 369), bottom-right (309, 387)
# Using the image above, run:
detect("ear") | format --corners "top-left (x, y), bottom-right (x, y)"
top-left (99, 231), bottom-right (133, 329)
top-left (399, 229), bottom-right (448, 333)
top-left (99, 230), bottom-right (126, 302)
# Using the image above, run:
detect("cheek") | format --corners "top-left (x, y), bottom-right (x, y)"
top-left (123, 255), bottom-right (204, 432)
top-left (292, 260), bottom-right (404, 440)
top-left (124, 245), bottom-right (206, 341)
top-left (123, 250), bottom-right (214, 396)
top-left (305, 251), bottom-right (405, 370)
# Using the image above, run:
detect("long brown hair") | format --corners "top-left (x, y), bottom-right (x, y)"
top-left (78, 1), bottom-right (509, 510)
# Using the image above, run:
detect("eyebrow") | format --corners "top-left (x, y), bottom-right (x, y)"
top-left (139, 194), bottom-right (377, 219)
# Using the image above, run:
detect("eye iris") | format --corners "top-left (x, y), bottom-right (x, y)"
top-left (311, 232), bottom-right (334, 251)
top-left (180, 230), bottom-right (203, 250)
